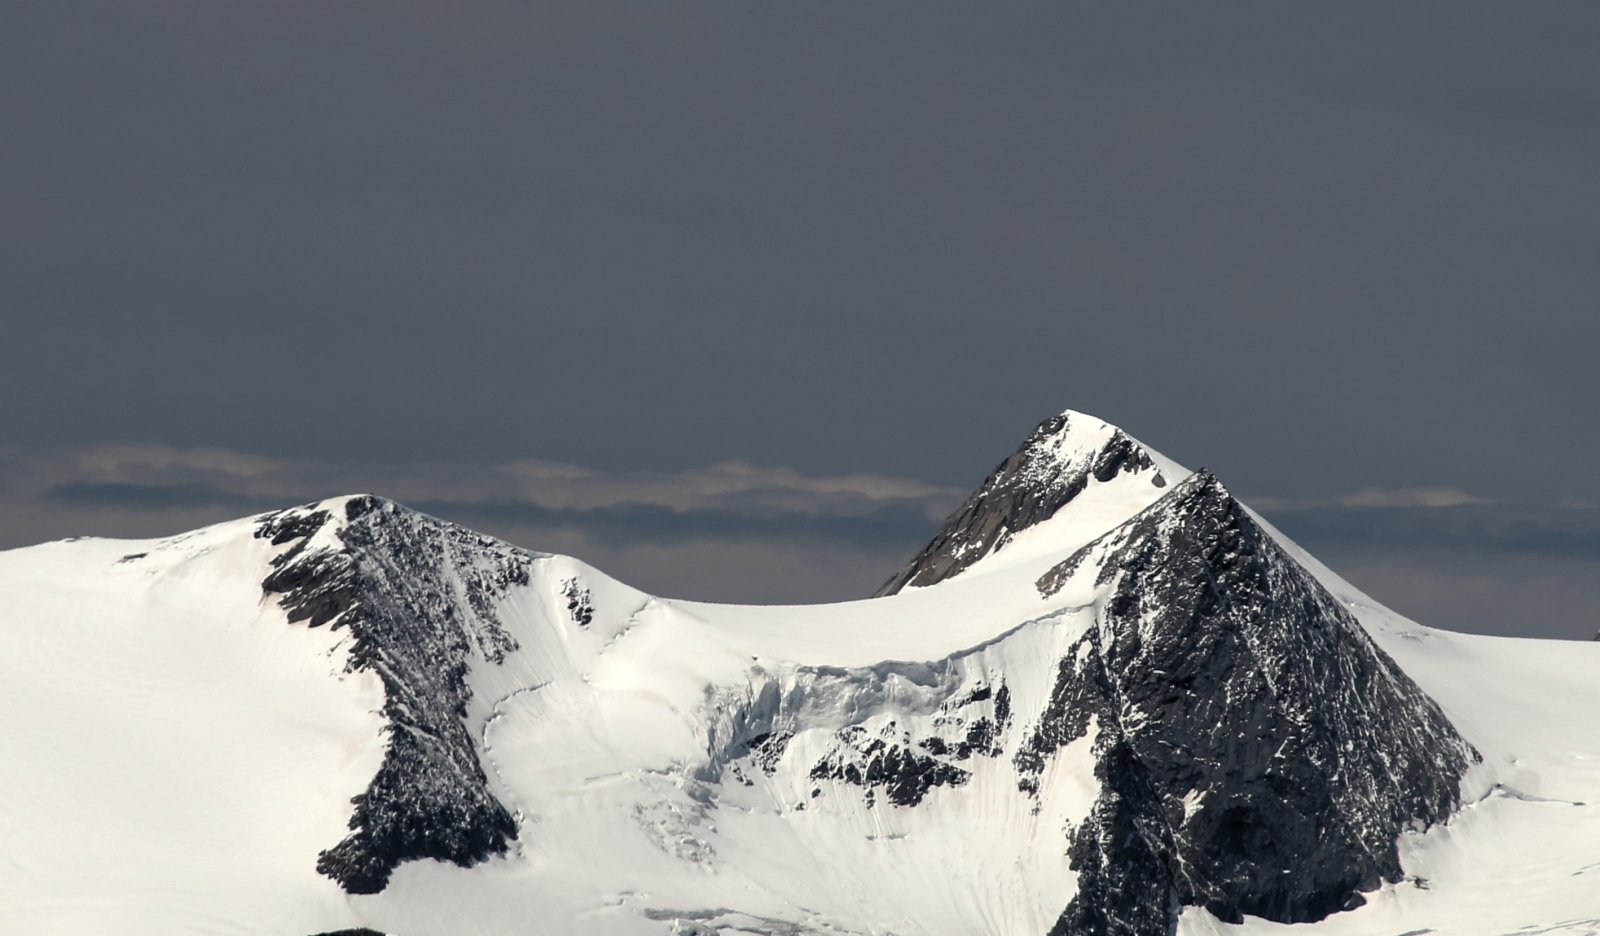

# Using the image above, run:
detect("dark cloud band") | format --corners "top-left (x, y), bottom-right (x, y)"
top-left (1265, 504), bottom-right (1600, 562)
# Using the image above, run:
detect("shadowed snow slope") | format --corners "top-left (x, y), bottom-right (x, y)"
top-left (1, 410), bottom-right (1596, 936)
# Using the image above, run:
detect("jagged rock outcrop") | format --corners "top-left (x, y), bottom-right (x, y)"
top-left (1021, 472), bottom-right (1478, 934)
top-left (801, 681), bottom-right (1013, 808)
top-left (875, 411), bottom-right (1168, 596)
top-left (706, 661), bottom-right (1016, 810)
top-left (257, 495), bottom-right (532, 894)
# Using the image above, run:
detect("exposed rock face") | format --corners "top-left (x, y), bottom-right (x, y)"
top-left (1022, 472), bottom-right (1478, 934)
top-left (809, 724), bottom-right (973, 807)
top-left (802, 681), bottom-right (1013, 808)
top-left (706, 660), bottom-right (1016, 811)
top-left (254, 441), bottom-right (1476, 930)
top-left (256, 496), bottom-right (532, 894)
top-left (875, 411), bottom-right (1168, 596)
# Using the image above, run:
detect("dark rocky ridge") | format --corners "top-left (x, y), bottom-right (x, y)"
top-left (1019, 472), bottom-right (1477, 934)
top-left (256, 496), bottom-right (532, 894)
top-left (809, 723), bottom-right (972, 807)
top-left (875, 411), bottom-right (1166, 597)
top-left (805, 681), bottom-right (1013, 807)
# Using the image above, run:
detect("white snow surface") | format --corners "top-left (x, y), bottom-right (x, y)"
top-left (0, 519), bottom-right (387, 936)
top-left (1, 424), bottom-right (1597, 936)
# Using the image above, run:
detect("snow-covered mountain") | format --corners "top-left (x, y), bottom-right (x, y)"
top-left (3, 410), bottom-right (1597, 936)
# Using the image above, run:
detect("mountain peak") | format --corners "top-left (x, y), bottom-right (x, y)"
top-left (875, 409), bottom-right (1183, 596)
top-left (1021, 463), bottom-right (1477, 931)
top-left (1006, 409), bottom-right (1167, 490)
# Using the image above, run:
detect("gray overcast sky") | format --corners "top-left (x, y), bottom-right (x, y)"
top-left (3, 3), bottom-right (1597, 638)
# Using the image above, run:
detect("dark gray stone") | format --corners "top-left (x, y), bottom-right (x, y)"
top-left (560, 576), bottom-right (594, 628)
top-left (808, 724), bottom-right (971, 807)
top-left (1020, 472), bottom-right (1478, 934)
top-left (803, 681), bottom-right (1012, 807)
top-left (256, 495), bottom-right (530, 894)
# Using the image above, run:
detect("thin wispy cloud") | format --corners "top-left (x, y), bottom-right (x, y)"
top-left (1334, 487), bottom-right (1494, 509)
top-left (1252, 493), bottom-right (1600, 639)
top-left (0, 444), bottom-right (966, 604)
top-left (3, 445), bottom-right (1594, 633)
top-left (1247, 487), bottom-right (1494, 511)
top-left (1, 444), bottom-right (962, 530)
top-left (1258, 500), bottom-right (1600, 562)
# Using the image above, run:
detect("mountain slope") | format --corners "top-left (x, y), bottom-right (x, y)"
top-left (1028, 471), bottom-right (1474, 932)
top-left (875, 410), bottom-right (1180, 595)
top-left (1, 410), bottom-right (1595, 936)
top-left (257, 496), bottom-right (529, 892)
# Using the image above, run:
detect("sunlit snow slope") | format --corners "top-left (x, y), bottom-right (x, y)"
top-left (1, 410), bottom-right (1596, 936)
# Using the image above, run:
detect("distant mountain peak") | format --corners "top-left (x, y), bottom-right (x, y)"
top-left (875, 409), bottom-right (1179, 596)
